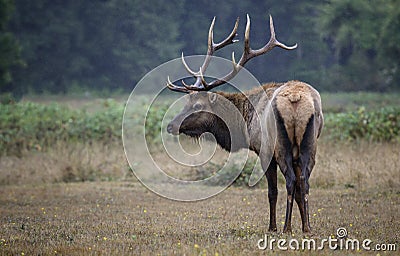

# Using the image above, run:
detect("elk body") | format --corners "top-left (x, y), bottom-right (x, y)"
top-left (166, 15), bottom-right (323, 233)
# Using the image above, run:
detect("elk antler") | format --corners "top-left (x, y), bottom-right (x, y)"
top-left (167, 14), bottom-right (297, 93)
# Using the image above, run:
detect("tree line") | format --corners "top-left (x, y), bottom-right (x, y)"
top-left (0, 0), bottom-right (399, 95)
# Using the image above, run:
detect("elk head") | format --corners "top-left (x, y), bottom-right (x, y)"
top-left (167, 92), bottom-right (218, 136)
top-left (166, 14), bottom-right (296, 150)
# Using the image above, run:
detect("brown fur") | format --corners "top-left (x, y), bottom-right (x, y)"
top-left (214, 81), bottom-right (322, 156)
top-left (168, 80), bottom-right (323, 158)
top-left (166, 14), bottom-right (323, 233)
top-left (167, 80), bottom-right (323, 233)
top-left (275, 81), bottom-right (316, 149)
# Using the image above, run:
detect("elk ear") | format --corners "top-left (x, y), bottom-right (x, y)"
top-left (209, 93), bottom-right (218, 104)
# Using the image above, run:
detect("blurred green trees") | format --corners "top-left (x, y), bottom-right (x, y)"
top-left (317, 0), bottom-right (399, 91)
top-left (5, 0), bottom-right (183, 94)
top-left (0, 0), bottom-right (22, 89)
top-left (0, 0), bottom-right (399, 94)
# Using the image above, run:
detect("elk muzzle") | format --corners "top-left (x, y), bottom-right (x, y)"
top-left (167, 122), bottom-right (180, 135)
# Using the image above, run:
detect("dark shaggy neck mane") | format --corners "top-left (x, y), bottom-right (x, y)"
top-left (208, 83), bottom-right (283, 152)
top-left (216, 82), bottom-right (282, 125)
top-left (216, 91), bottom-right (253, 125)
top-left (206, 91), bottom-right (253, 152)
top-left (208, 114), bottom-right (231, 151)
top-left (211, 83), bottom-right (282, 152)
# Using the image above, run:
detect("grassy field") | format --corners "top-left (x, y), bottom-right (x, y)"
top-left (320, 92), bottom-right (400, 113)
top-left (0, 178), bottom-right (398, 255)
top-left (1, 142), bottom-right (399, 255)
top-left (0, 93), bottom-right (399, 255)
top-left (21, 91), bottom-right (400, 112)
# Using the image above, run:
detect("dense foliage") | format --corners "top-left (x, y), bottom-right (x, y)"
top-left (145, 104), bottom-right (169, 145)
top-left (324, 107), bottom-right (400, 142)
top-left (0, 100), bottom-right (123, 155)
top-left (0, 0), bottom-right (22, 87)
top-left (1, 99), bottom-right (399, 188)
top-left (0, 0), bottom-right (399, 95)
top-left (1, 100), bottom-right (399, 156)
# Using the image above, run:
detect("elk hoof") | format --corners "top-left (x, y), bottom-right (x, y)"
top-left (268, 226), bottom-right (277, 232)
top-left (282, 227), bottom-right (292, 234)
top-left (303, 226), bottom-right (312, 234)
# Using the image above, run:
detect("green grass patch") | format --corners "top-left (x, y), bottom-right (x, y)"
top-left (1, 97), bottom-right (399, 157)
top-left (0, 100), bottom-right (123, 156)
top-left (321, 92), bottom-right (400, 113)
top-left (323, 106), bottom-right (400, 142)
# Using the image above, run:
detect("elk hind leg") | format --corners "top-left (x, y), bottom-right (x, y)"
top-left (275, 140), bottom-right (296, 233)
top-left (274, 110), bottom-right (297, 233)
top-left (294, 163), bottom-right (309, 233)
top-left (296, 114), bottom-right (316, 233)
top-left (264, 158), bottom-right (278, 232)
top-left (282, 157), bottom-right (296, 234)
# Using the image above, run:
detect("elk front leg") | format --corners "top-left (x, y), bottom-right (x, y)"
top-left (264, 158), bottom-right (278, 232)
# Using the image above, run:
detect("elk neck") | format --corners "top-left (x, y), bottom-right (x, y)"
top-left (215, 91), bottom-right (254, 126)
top-left (213, 83), bottom-right (283, 154)
top-left (207, 91), bottom-right (253, 152)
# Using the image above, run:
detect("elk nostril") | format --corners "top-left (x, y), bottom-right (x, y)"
top-left (167, 123), bottom-right (175, 134)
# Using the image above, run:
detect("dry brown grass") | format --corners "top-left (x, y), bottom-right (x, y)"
top-left (3, 139), bottom-right (396, 190)
top-left (0, 142), bottom-right (130, 186)
top-left (0, 141), bottom-right (399, 255)
top-left (313, 140), bottom-right (400, 189)
top-left (0, 182), bottom-right (398, 255)
top-left (151, 139), bottom-right (400, 190)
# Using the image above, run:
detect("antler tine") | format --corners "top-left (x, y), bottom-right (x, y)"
top-left (269, 15), bottom-right (297, 50)
top-left (199, 17), bottom-right (240, 82)
top-left (231, 51), bottom-right (239, 71)
top-left (201, 14), bottom-right (253, 90)
top-left (181, 52), bottom-right (198, 76)
top-left (169, 16), bottom-right (240, 92)
top-left (233, 14), bottom-right (252, 67)
top-left (244, 14), bottom-right (251, 54)
top-left (181, 68), bottom-right (207, 90)
top-left (166, 14), bottom-right (297, 93)
top-left (213, 17), bottom-right (240, 51)
top-left (204, 14), bottom-right (297, 91)
top-left (250, 15), bottom-right (297, 57)
top-left (207, 17), bottom-right (216, 54)
top-left (167, 76), bottom-right (190, 93)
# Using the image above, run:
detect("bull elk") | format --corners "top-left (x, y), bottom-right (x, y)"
top-left (166, 15), bottom-right (323, 233)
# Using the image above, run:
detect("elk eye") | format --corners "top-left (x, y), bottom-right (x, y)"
top-left (193, 103), bottom-right (203, 111)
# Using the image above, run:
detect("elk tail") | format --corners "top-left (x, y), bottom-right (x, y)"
top-left (275, 88), bottom-right (315, 161)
